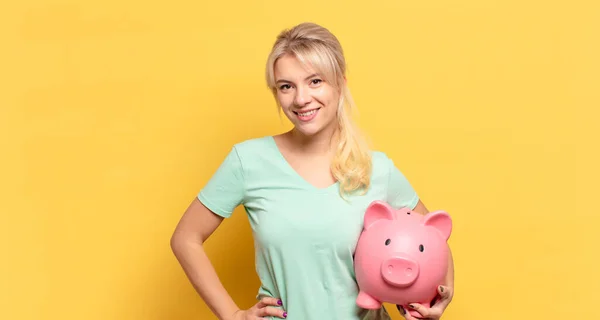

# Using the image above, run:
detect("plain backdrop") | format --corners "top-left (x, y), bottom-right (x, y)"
top-left (1, 0), bottom-right (598, 319)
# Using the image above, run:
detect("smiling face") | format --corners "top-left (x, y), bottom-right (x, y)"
top-left (274, 54), bottom-right (341, 139)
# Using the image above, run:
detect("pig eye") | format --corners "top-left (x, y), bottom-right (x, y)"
top-left (385, 239), bottom-right (391, 246)
top-left (419, 244), bottom-right (424, 252)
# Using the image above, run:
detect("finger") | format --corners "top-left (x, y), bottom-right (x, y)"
top-left (397, 305), bottom-right (405, 315)
top-left (257, 306), bottom-right (287, 319)
top-left (396, 304), bottom-right (410, 320)
top-left (397, 305), bottom-right (419, 320)
top-left (431, 295), bottom-right (450, 311)
top-left (429, 295), bottom-right (438, 307)
top-left (407, 303), bottom-right (431, 318)
top-left (256, 296), bottom-right (282, 309)
top-left (431, 286), bottom-right (452, 311)
top-left (438, 285), bottom-right (453, 301)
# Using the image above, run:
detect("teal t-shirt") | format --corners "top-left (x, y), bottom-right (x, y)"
top-left (198, 136), bottom-right (419, 320)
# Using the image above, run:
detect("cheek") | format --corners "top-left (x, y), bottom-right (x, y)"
top-left (276, 94), bottom-right (292, 109)
top-left (314, 88), bottom-right (330, 101)
top-left (314, 90), bottom-right (337, 109)
top-left (321, 94), bottom-right (340, 117)
top-left (325, 89), bottom-right (341, 107)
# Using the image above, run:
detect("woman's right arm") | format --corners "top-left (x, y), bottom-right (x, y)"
top-left (170, 197), bottom-right (287, 320)
top-left (170, 197), bottom-right (241, 320)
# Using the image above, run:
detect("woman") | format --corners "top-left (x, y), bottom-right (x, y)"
top-left (170, 22), bottom-right (454, 320)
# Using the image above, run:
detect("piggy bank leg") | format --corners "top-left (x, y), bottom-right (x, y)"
top-left (356, 291), bottom-right (381, 309)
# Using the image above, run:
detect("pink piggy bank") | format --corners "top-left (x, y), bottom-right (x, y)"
top-left (354, 200), bottom-right (452, 318)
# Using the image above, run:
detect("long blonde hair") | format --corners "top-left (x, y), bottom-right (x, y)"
top-left (265, 22), bottom-right (372, 198)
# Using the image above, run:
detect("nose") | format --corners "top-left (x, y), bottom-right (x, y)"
top-left (381, 256), bottom-right (419, 287)
top-left (294, 86), bottom-right (312, 107)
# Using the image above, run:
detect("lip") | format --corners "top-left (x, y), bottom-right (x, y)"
top-left (293, 107), bottom-right (321, 115)
top-left (293, 107), bottom-right (320, 122)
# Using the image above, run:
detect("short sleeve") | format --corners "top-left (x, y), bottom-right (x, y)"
top-left (197, 146), bottom-right (246, 218)
top-left (386, 156), bottom-right (419, 210)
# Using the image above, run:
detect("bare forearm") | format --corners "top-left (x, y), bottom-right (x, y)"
top-left (445, 247), bottom-right (454, 288)
top-left (171, 238), bottom-right (240, 320)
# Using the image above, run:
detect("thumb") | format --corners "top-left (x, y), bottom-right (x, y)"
top-left (438, 285), bottom-right (453, 301)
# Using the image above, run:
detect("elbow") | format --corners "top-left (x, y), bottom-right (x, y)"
top-left (170, 231), bottom-right (202, 256)
top-left (170, 234), bottom-right (179, 255)
top-left (170, 232), bottom-right (186, 256)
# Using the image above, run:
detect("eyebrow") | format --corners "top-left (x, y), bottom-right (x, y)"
top-left (275, 73), bottom-right (319, 84)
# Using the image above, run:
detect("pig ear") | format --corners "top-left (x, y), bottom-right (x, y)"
top-left (423, 211), bottom-right (452, 240)
top-left (364, 201), bottom-right (395, 230)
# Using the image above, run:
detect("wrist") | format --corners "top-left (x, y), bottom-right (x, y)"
top-left (223, 309), bottom-right (242, 320)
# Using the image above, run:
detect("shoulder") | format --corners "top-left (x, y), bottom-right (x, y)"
top-left (370, 150), bottom-right (390, 161)
top-left (370, 150), bottom-right (394, 171)
top-left (228, 135), bottom-right (274, 156)
top-left (233, 135), bottom-right (273, 149)
top-left (222, 136), bottom-right (279, 173)
top-left (369, 150), bottom-right (410, 179)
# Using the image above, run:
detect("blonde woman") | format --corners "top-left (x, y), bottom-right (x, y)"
top-left (170, 22), bottom-right (454, 320)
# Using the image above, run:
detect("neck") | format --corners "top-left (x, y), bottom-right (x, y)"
top-left (289, 126), bottom-right (339, 156)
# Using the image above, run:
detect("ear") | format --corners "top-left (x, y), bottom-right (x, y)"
top-left (364, 200), bottom-right (395, 230)
top-left (423, 211), bottom-right (452, 241)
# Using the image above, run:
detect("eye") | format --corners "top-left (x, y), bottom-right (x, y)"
top-left (385, 239), bottom-right (391, 246)
top-left (279, 84), bottom-right (291, 90)
top-left (311, 79), bottom-right (322, 85)
top-left (419, 244), bottom-right (424, 252)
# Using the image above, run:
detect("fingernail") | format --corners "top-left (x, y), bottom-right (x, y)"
top-left (397, 305), bottom-right (405, 314)
top-left (278, 299), bottom-right (282, 305)
top-left (439, 286), bottom-right (444, 292)
top-left (283, 311), bottom-right (287, 318)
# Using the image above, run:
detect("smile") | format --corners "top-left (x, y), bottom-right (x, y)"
top-left (294, 109), bottom-right (319, 116)
top-left (293, 108), bottom-right (321, 122)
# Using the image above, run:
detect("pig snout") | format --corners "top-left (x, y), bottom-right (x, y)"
top-left (381, 256), bottom-right (419, 287)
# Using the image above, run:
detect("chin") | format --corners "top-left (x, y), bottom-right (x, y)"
top-left (293, 125), bottom-right (322, 137)
top-left (294, 121), bottom-right (337, 138)
top-left (284, 109), bottom-right (336, 138)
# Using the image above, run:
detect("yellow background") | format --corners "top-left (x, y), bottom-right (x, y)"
top-left (1, 0), bottom-right (599, 319)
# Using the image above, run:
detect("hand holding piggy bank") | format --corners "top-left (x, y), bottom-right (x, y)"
top-left (354, 200), bottom-right (452, 318)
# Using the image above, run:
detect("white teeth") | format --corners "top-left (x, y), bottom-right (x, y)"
top-left (298, 109), bottom-right (317, 117)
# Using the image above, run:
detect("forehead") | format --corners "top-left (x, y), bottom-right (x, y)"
top-left (274, 54), bottom-right (317, 80)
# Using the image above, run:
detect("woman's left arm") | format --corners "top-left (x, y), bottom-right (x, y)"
top-left (397, 200), bottom-right (454, 319)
